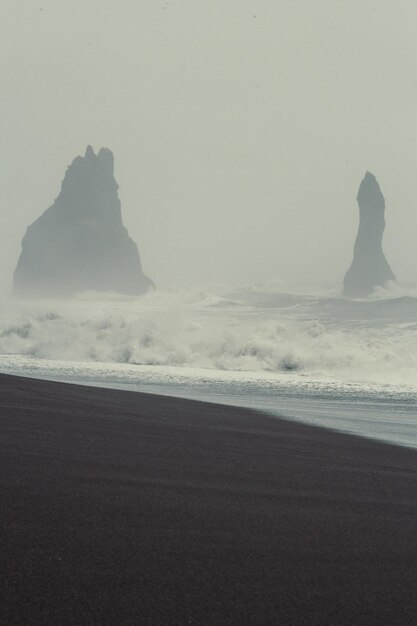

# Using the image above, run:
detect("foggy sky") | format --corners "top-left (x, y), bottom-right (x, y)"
top-left (1, 0), bottom-right (417, 294)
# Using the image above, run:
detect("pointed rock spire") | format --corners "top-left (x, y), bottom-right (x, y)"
top-left (343, 172), bottom-right (395, 297)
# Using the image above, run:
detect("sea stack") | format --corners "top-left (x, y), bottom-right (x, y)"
top-left (343, 172), bottom-right (395, 297)
top-left (13, 146), bottom-right (153, 297)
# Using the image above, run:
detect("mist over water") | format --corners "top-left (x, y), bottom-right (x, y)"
top-left (2, 282), bottom-right (416, 447)
top-left (1, 282), bottom-right (416, 389)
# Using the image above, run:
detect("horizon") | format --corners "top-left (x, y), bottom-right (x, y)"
top-left (2, 1), bottom-right (417, 294)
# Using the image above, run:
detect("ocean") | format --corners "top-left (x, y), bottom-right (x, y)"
top-left (1, 282), bottom-right (416, 448)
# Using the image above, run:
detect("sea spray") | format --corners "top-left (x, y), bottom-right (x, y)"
top-left (1, 286), bottom-right (417, 388)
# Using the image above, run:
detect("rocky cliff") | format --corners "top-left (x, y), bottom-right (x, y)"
top-left (343, 172), bottom-right (395, 297)
top-left (13, 146), bottom-right (153, 297)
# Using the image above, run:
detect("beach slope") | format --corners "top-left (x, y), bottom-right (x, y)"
top-left (1, 374), bottom-right (417, 625)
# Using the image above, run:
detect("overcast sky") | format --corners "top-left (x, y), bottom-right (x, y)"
top-left (1, 0), bottom-right (417, 293)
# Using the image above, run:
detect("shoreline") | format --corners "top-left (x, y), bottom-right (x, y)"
top-left (1, 362), bottom-right (417, 451)
top-left (2, 373), bottom-right (417, 625)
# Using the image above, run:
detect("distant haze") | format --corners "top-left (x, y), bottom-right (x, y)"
top-left (1, 0), bottom-right (417, 294)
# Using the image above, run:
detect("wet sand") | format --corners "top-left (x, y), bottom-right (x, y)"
top-left (1, 373), bottom-right (417, 625)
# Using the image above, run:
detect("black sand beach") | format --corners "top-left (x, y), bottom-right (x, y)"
top-left (1, 373), bottom-right (417, 625)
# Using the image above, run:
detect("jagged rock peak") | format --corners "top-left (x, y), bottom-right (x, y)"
top-left (83, 145), bottom-right (114, 173)
top-left (97, 147), bottom-right (114, 174)
top-left (13, 146), bottom-right (154, 298)
top-left (343, 171), bottom-right (396, 297)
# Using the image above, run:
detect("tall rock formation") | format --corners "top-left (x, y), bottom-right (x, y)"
top-left (13, 146), bottom-right (154, 297)
top-left (343, 171), bottom-right (395, 297)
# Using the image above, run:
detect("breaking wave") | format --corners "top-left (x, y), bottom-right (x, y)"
top-left (0, 287), bottom-right (416, 389)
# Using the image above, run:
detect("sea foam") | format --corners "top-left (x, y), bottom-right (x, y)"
top-left (0, 286), bottom-right (416, 389)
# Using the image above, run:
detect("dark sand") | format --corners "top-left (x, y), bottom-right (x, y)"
top-left (1, 374), bottom-right (417, 626)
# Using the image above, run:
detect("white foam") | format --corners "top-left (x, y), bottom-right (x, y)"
top-left (0, 287), bottom-right (416, 389)
top-left (1, 284), bottom-right (416, 448)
